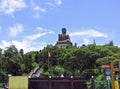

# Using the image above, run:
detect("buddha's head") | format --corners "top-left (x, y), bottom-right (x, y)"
top-left (62, 27), bottom-right (66, 34)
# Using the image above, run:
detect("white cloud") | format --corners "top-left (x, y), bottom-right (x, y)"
top-left (25, 27), bottom-right (54, 40)
top-left (0, 27), bottom-right (54, 53)
top-left (55, 0), bottom-right (62, 6)
top-left (36, 27), bottom-right (48, 32)
top-left (47, 2), bottom-right (55, 7)
top-left (9, 24), bottom-right (23, 37)
top-left (0, 40), bottom-right (47, 53)
top-left (69, 29), bottom-right (108, 46)
top-left (30, 1), bottom-right (47, 13)
top-left (47, 0), bottom-right (62, 7)
top-left (30, 1), bottom-right (47, 19)
top-left (30, 0), bottom-right (62, 19)
top-left (12, 40), bottom-right (47, 53)
top-left (0, 0), bottom-right (27, 15)
top-left (0, 40), bottom-right (27, 52)
top-left (33, 5), bottom-right (46, 12)
top-left (25, 33), bottom-right (47, 40)
top-left (0, 40), bottom-right (11, 48)
top-left (70, 29), bottom-right (108, 38)
top-left (83, 38), bottom-right (90, 45)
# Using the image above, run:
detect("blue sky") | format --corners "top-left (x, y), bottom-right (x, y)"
top-left (0, 0), bottom-right (120, 53)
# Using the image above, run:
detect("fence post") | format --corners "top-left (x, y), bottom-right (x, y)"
top-left (71, 76), bottom-right (73, 89)
top-left (49, 76), bottom-right (51, 89)
top-left (91, 76), bottom-right (95, 89)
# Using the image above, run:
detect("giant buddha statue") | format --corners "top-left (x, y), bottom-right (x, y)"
top-left (56, 27), bottom-right (72, 48)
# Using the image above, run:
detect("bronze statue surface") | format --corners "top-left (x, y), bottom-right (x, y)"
top-left (56, 27), bottom-right (72, 47)
top-left (58, 28), bottom-right (70, 42)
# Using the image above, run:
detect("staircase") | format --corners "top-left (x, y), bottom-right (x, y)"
top-left (29, 63), bottom-right (44, 78)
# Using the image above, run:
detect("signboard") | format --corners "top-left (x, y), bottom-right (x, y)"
top-left (9, 76), bottom-right (28, 89)
top-left (105, 68), bottom-right (111, 76)
top-left (106, 76), bottom-right (111, 80)
top-left (114, 81), bottom-right (119, 89)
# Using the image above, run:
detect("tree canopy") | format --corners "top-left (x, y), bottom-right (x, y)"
top-left (0, 42), bottom-right (120, 83)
